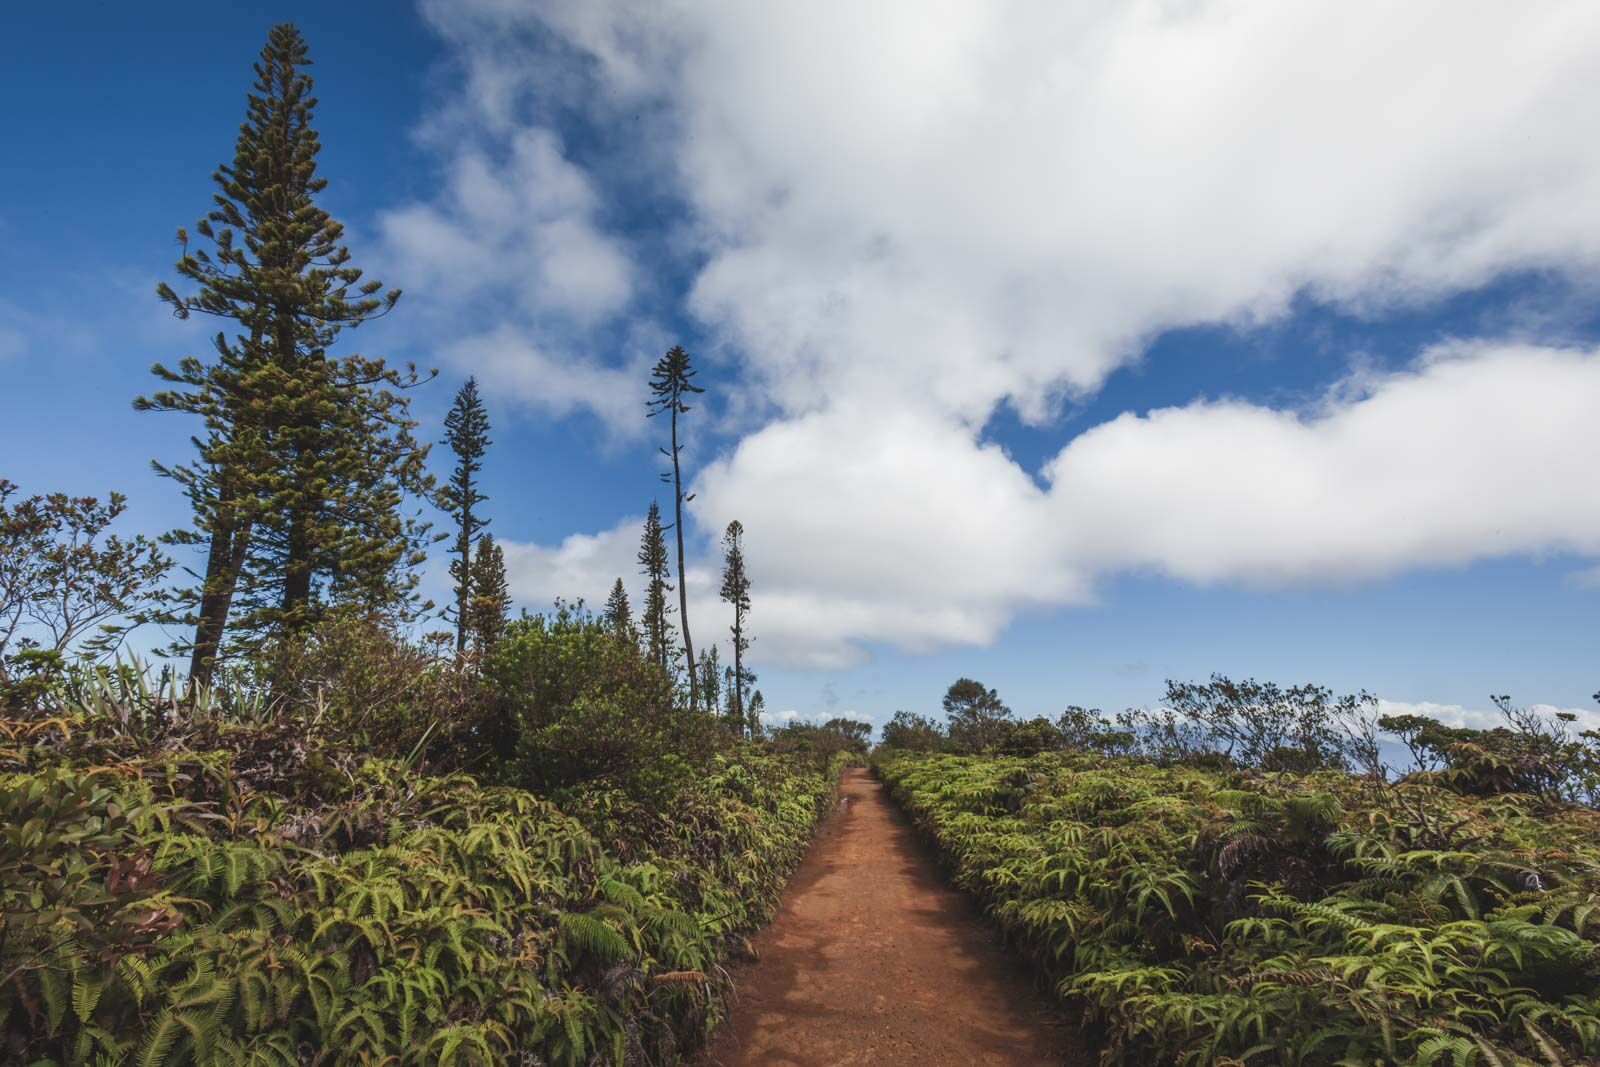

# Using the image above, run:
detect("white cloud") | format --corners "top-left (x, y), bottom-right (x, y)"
top-left (416, 1), bottom-right (1600, 665)
top-left (692, 402), bottom-right (1092, 666)
top-left (426, 0), bottom-right (1600, 422)
top-left (378, 126), bottom-right (641, 431)
top-left (498, 516), bottom-right (737, 651)
top-left (759, 708), bottom-right (874, 729)
top-left (1043, 343), bottom-right (1600, 584)
top-left (436, 325), bottom-right (649, 435)
top-left (381, 128), bottom-right (632, 322)
top-left (499, 519), bottom-right (642, 613)
top-left (686, 343), bottom-right (1600, 664)
top-left (504, 342), bottom-right (1600, 666)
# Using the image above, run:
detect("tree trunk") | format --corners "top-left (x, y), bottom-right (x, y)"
top-left (456, 492), bottom-right (472, 658)
top-left (281, 501), bottom-right (312, 629)
top-left (276, 312), bottom-right (314, 634)
top-left (188, 485), bottom-right (251, 691)
top-left (671, 404), bottom-right (697, 711)
top-left (732, 613), bottom-right (743, 737)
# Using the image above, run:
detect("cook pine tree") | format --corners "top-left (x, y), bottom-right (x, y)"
top-left (698, 643), bottom-right (722, 716)
top-left (441, 377), bottom-right (491, 657)
top-left (747, 689), bottom-right (766, 738)
top-left (603, 578), bottom-right (633, 637)
top-left (467, 533), bottom-right (508, 654)
top-left (719, 519), bottom-right (753, 735)
top-left (225, 26), bottom-right (434, 644)
top-left (637, 502), bottom-right (675, 678)
top-left (647, 346), bottom-right (704, 710)
top-left (141, 22), bottom-right (429, 681)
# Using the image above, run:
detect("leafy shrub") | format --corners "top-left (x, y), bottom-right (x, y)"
top-left (0, 713), bottom-right (844, 1065)
top-left (995, 715), bottom-right (1065, 756)
top-left (879, 710), bottom-right (946, 752)
top-left (0, 482), bottom-right (170, 710)
top-left (485, 603), bottom-right (717, 802)
top-left (244, 609), bottom-right (488, 764)
top-left (1056, 705), bottom-right (1135, 755)
top-left (877, 749), bottom-right (1600, 1065)
top-left (768, 718), bottom-right (871, 768)
top-left (1385, 697), bottom-right (1600, 803)
top-left (1159, 675), bottom-right (1368, 771)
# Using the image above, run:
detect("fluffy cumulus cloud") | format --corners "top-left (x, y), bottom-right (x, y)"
top-left (434, 325), bottom-right (648, 434)
top-left (426, 0), bottom-right (1600, 420)
top-left (413, 0), bottom-right (1600, 664)
top-left (381, 128), bottom-right (632, 321)
top-left (692, 343), bottom-right (1600, 664)
top-left (1044, 343), bottom-right (1600, 584)
top-left (378, 118), bottom-right (643, 431)
top-left (498, 520), bottom-right (643, 612)
top-left (498, 517), bottom-right (733, 651)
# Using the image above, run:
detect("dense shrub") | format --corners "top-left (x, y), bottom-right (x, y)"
top-left (484, 604), bottom-right (718, 802)
top-left (1159, 675), bottom-right (1366, 772)
top-left (240, 610), bottom-right (489, 765)
top-left (1055, 706), bottom-right (1135, 755)
top-left (994, 715), bottom-right (1065, 756)
top-left (878, 750), bottom-right (1600, 1065)
top-left (768, 717), bottom-right (871, 768)
top-left (879, 710), bottom-right (945, 752)
top-left (1384, 699), bottom-right (1600, 804)
top-left (0, 706), bottom-right (846, 1065)
top-left (919, 674), bottom-right (1378, 767)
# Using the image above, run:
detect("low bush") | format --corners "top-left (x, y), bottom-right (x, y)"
top-left (767, 718), bottom-right (870, 768)
top-left (239, 610), bottom-right (490, 766)
top-left (1384, 700), bottom-right (1600, 804)
top-left (877, 750), bottom-right (1600, 1065)
top-left (879, 710), bottom-right (946, 753)
top-left (0, 704), bottom-right (846, 1065)
top-left (484, 604), bottom-right (719, 804)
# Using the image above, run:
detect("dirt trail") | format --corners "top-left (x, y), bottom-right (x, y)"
top-left (700, 767), bottom-right (1082, 1067)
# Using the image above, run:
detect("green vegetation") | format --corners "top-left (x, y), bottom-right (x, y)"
top-left (877, 708), bottom-right (1600, 1064)
top-left (0, 662), bottom-right (847, 1065)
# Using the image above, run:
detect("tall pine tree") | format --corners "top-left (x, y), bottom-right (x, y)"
top-left (603, 578), bottom-right (633, 637)
top-left (637, 502), bottom-right (675, 678)
top-left (142, 23), bottom-right (430, 677)
top-left (719, 519), bottom-right (753, 736)
top-left (697, 643), bottom-right (721, 717)
top-left (647, 346), bottom-right (704, 709)
top-left (747, 689), bottom-right (766, 739)
top-left (467, 533), bottom-right (508, 655)
top-left (441, 377), bottom-right (490, 656)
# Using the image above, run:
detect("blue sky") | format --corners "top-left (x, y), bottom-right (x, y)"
top-left (4, 2), bottom-right (1599, 735)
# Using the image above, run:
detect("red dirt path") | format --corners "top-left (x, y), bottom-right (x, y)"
top-left (699, 767), bottom-right (1084, 1066)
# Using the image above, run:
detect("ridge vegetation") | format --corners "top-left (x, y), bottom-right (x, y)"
top-left (876, 677), bottom-right (1600, 1065)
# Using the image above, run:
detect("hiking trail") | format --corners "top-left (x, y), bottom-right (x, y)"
top-left (700, 767), bottom-right (1084, 1066)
